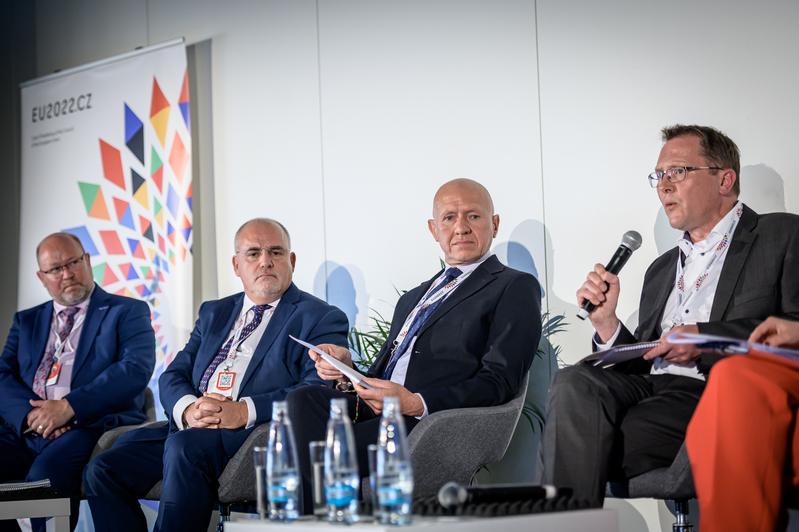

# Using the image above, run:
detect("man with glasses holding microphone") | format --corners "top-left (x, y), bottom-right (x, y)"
top-left (0, 232), bottom-right (155, 531)
top-left (539, 125), bottom-right (799, 507)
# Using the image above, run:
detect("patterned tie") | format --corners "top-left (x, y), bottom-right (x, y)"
top-left (382, 267), bottom-right (462, 378)
top-left (33, 306), bottom-right (80, 398)
top-left (199, 304), bottom-right (270, 393)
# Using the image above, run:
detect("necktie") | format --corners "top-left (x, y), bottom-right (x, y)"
top-left (33, 306), bottom-right (81, 398)
top-left (382, 267), bottom-right (462, 379)
top-left (199, 304), bottom-right (270, 393)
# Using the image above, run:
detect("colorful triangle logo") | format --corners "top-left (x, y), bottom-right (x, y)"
top-left (99, 140), bottom-right (126, 190)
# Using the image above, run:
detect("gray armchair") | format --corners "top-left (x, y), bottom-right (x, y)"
top-left (408, 373), bottom-right (530, 498)
top-left (82, 387), bottom-right (157, 495)
top-left (142, 421), bottom-right (269, 527)
top-left (606, 443), bottom-right (695, 532)
top-left (89, 386), bottom-right (157, 460)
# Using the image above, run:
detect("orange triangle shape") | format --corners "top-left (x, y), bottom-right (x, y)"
top-left (179, 70), bottom-right (190, 102)
top-left (89, 188), bottom-right (111, 220)
top-left (150, 77), bottom-right (170, 117)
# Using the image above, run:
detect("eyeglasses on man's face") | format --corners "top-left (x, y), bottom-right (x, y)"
top-left (236, 246), bottom-right (289, 263)
top-left (647, 166), bottom-right (723, 188)
top-left (40, 254), bottom-right (87, 277)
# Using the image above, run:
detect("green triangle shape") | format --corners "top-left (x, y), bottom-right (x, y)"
top-left (153, 197), bottom-right (162, 215)
top-left (150, 147), bottom-right (163, 173)
top-left (139, 265), bottom-right (151, 278)
top-left (78, 182), bottom-right (100, 215)
top-left (92, 263), bottom-right (106, 284)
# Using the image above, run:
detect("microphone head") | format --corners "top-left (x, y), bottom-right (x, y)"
top-left (621, 230), bottom-right (643, 251)
top-left (437, 482), bottom-right (468, 508)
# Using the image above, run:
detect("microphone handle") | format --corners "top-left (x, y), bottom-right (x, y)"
top-left (605, 244), bottom-right (633, 275)
top-left (577, 245), bottom-right (633, 319)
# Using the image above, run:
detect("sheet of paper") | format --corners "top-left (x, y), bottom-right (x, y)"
top-left (579, 341), bottom-right (660, 367)
top-left (667, 331), bottom-right (799, 361)
top-left (665, 331), bottom-right (748, 353)
top-left (289, 335), bottom-right (371, 388)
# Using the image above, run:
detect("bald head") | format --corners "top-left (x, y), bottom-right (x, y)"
top-left (234, 218), bottom-right (292, 251)
top-left (428, 179), bottom-right (499, 265)
top-left (432, 178), bottom-right (494, 218)
top-left (35, 232), bottom-right (85, 264)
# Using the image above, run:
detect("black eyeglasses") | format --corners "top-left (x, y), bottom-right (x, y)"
top-left (648, 166), bottom-right (722, 188)
top-left (40, 254), bottom-right (86, 277)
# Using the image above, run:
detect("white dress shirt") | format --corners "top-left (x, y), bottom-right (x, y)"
top-left (595, 202), bottom-right (743, 380)
top-left (173, 295), bottom-right (279, 429)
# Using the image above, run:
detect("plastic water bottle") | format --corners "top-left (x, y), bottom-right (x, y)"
top-left (324, 398), bottom-right (360, 523)
top-left (376, 396), bottom-right (414, 525)
top-left (265, 401), bottom-right (300, 521)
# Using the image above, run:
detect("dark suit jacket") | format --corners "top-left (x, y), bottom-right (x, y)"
top-left (159, 283), bottom-right (349, 430)
top-left (368, 255), bottom-right (542, 414)
top-left (0, 285), bottom-right (156, 435)
top-left (614, 205), bottom-right (799, 373)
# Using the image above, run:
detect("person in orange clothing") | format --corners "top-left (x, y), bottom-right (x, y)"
top-left (686, 316), bottom-right (799, 532)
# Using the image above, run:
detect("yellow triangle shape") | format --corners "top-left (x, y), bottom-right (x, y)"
top-left (150, 108), bottom-right (170, 148)
top-left (134, 181), bottom-right (149, 210)
top-left (155, 209), bottom-right (165, 229)
top-left (146, 247), bottom-right (156, 261)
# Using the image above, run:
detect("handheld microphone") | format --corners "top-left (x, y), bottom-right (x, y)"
top-left (577, 230), bottom-right (643, 321)
top-left (437, 482), bottom-right (572, 509)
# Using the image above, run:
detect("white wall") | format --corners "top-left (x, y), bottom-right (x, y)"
top-left (31, 1), bottom-right (799, 529)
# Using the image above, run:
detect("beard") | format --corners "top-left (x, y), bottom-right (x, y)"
top-left (57, 283), bottom-right (92, 306)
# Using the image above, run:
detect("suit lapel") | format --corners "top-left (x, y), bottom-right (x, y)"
top-left (194, 295), bottom-right (243, 385)
top-left (238, 284), bottom-right (299, 393)
top-left (640, 248), bottom-right (679, 339)
top-left (29, 303), bottom-right (54, 379)
top-left (72, 287), bottom-right (110, 378)
top-left (710, 206), bottom-right (758, 320)
top-left (368, 279), bottom-right (435, 377)
top-left (416, 256), bottom-right (501, 337)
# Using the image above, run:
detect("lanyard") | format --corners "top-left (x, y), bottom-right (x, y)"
top-left (391, 271), bottom-right (465, 354)
top-left (223, 307), bottom-right (270, 369)
top-left (666, 205), bottom-right (742, 328)
top-left (51, 313), bottom-right (85, 362)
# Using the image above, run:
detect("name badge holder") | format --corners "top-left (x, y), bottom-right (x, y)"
top-left (45, 314), bottom-right (84, 387)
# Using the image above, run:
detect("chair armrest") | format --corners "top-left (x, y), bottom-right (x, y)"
top-left (217, 424), bottom-right (270, 504)
top-left (90, 420), bottom-right (168, 461)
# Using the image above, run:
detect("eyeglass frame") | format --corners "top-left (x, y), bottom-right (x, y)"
top-left (235, 246), bottom-right (291, 262)
top-left (647, 166), bottom-right (724, 188)
top-left (39, 253), bottom-right (88, 277)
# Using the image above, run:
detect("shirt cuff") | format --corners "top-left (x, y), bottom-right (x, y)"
top-left (414, 393), bottom-right (429, 419)
top-left (241, 397), bottom-right (257, 429)
top-left (593, 323), bottom-right (622, 351)
top-left (173, 394), bottom-right (199, 430)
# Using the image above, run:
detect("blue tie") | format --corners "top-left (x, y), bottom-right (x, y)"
top-left (199, 304), bottom-right (270, 393)
top-left (382, 267), bottom-right (462, 379)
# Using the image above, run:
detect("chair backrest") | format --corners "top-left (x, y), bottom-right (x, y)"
top-left (143, 386), bottom-right (156, 421)
top-left (606, 442), bottom-right (695, 500)
top-left (407, 373), bottom-right (530, 497)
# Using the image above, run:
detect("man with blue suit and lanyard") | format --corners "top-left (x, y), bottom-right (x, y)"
top-left (85, 218), bottom-right (349, 532)
top-left (0, 232), bottom-right (155, 532)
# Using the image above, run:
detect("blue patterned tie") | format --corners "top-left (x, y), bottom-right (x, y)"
top-left (199, 304), bottom-right (270, 393)
top-left (382, 267), bottom-right (462, 379)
